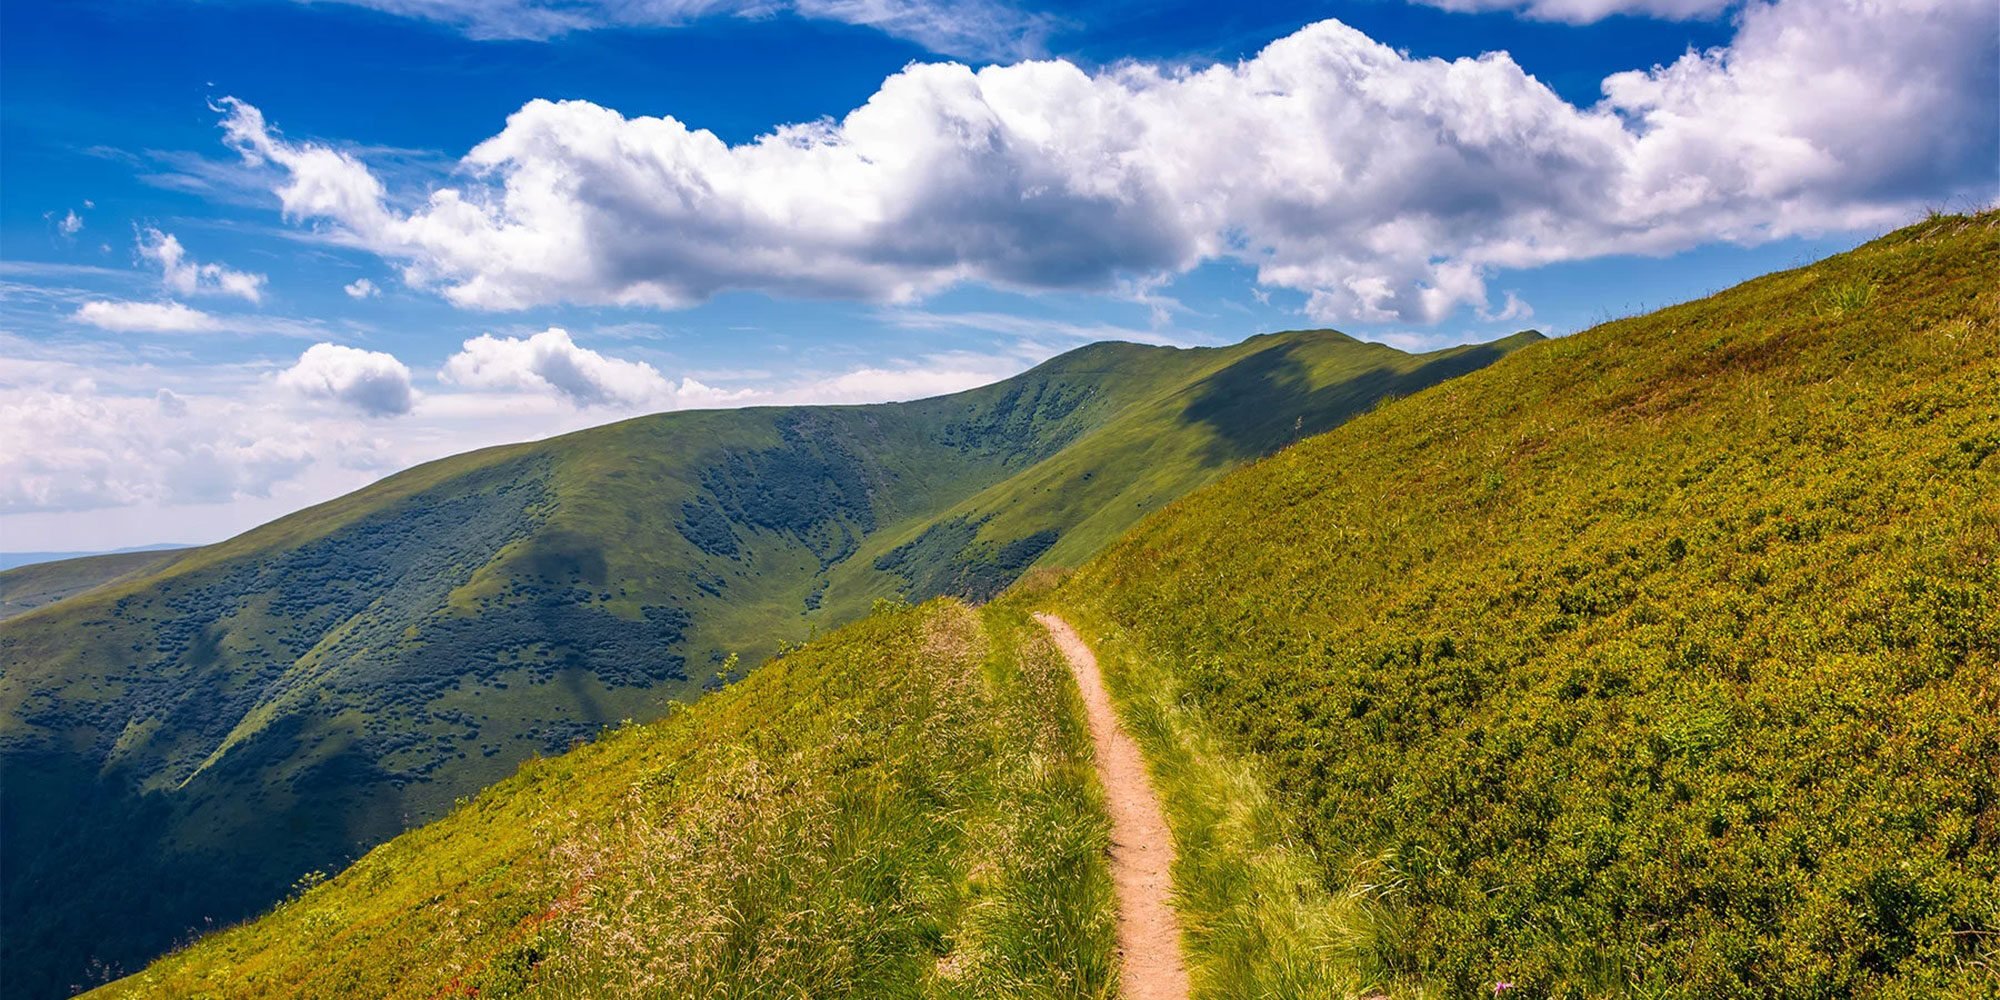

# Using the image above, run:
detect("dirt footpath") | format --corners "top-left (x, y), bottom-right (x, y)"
top-left (1035, 613), bottom-right (1191, 1000)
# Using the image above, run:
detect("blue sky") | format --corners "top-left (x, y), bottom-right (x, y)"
top-left (1, 0), bottom-right (1994, 552)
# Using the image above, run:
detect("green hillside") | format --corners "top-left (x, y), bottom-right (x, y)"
top-left (0, 327), bottom-right (1532, 997)
top-left (80, 212), bottom-right (1994, 1000)
top-left (85, 598), bottom-right (1119, 999)
top-left (1048, 213), bottom-right (2000, 996)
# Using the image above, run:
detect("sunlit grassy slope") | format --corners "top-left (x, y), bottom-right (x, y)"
top-left (87, 598), bottom-right (1119, 999)
top-left (1050, 212), bottom-right (2000, 997)
top-left (0, 327), bottom-right (1533, 997)
top-left (70, 214), bottom-right (1993, 1000)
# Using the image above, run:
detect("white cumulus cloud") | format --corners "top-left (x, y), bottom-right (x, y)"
top-left (72, 299), bottom-right (222, 333)
top-left (344, 277), bottom-right (380, 298)
top-left (440, 328), bottom-right (678, 407)
top-left (213, 0), bottom-right (1998, 326)
top-left (59, 210), bottom-right (84, 236)
top-left (277, 342), bottom-right (416, 416)
top-left (137, 228), bottom-right (269, 303)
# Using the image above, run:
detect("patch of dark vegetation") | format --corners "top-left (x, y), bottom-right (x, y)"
top-left (876, 517), bottom-right (1060, 603)
top-left (513, 531), bottom-right (608, 587)
top-left (938, 373), bottom-right (1097, 459)
top-left (677, 496), bottom-right (740, 557)
top-left (520, 718), bottom-right (604, 756)
top-left (699, 413), bottom-right (881, 566)
top-left (366, 596), bottom-right (691, 699)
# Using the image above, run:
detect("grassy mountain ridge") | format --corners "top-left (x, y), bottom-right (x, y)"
top-left (845, 330), bottom-right (1544, 598)
top-left (86, 598), bottom-right (1120, 999)
top-left (1, 327), bottom-right (1533, 997)
top-left (1048, 212), bottom-right (2000, 996)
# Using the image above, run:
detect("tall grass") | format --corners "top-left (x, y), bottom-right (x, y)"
top-left (1048, 598), bottom-right (1394, 1000)
top-left (89, 601), bottom-right (1118, 999)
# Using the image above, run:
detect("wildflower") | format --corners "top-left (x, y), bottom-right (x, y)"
top-left (1494, 983), bottom-right (1515, 996)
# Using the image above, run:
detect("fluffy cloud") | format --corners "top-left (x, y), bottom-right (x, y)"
top-left (277, 343), bottom-right (416, 416)
top-left (344, 277), bottom-right (379, 298)
top-left (59, 210), bottom-right (84, 236)
top-left (72, 299), bottom-right (221, 333)
top-left (440, 328), bottom-right (678, 407)
top-left (0, 385), bottom-right (318, 512)
top-left (1480, 291), bottom-right (1533, 323)
top-left (781, 359), bottom-right (1020, 404)
top-left (437, 328), bottom-right (1018, 409)
top-left (284, 0), bottom-right (1049, 59)
top-left (216, 0), bottom-right (1996, 326)
top-left (1599, 0), bottom-right (1997, 228)
top-left (1411, 0), bottom-right (1736, 22)
top-left (138, 228), bottom-right (268, 303)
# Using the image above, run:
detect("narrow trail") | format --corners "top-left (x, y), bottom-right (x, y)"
top-left (1034, 613), bottom-right (1191, 1000)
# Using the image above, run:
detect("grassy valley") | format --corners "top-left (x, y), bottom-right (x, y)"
top-left (0, 328), bottom-right (1531, 997)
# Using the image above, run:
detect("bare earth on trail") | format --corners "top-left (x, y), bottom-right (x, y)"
top-left (1035, 613), bottom-right (1192, 1000)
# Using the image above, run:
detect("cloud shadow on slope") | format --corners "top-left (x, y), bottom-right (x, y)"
top-left (1183, 337), bottom-right (1525, 464)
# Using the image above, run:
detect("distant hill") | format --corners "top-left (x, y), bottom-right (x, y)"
top-left (0, 552), bottom-right (187, 576)
top-left (0, 545), bottom-right (187, 573)
top-left (0, 326), bottom-right (1533, 998)
top-left (1052, 213), bottom-right (2000, 995)
top-left (0, 550), bottom-right (185, 623)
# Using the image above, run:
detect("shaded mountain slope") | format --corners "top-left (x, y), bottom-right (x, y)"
top-left (87, 599), bottom-right (1119, 999)
top-left (0, 327), bottom-right (1532, 997)
top-left (1049, 213), bottom-right (2000, 996)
